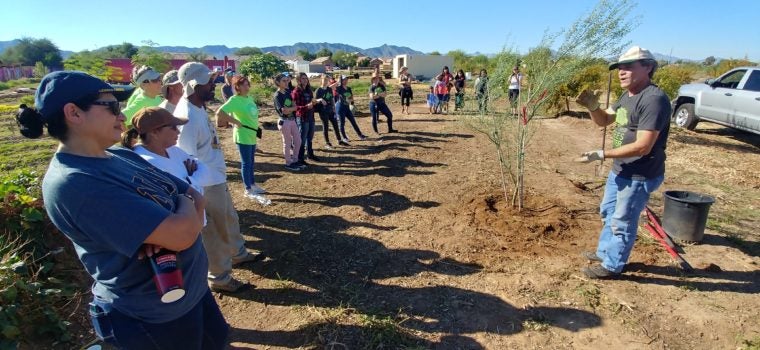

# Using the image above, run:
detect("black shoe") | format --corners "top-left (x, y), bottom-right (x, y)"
top-left (296, 159), bottom-right (308, 167)
top-left (284, 163), bottom-right (302, 171)
top-left (388, 129), bottom-right (398, 133)
top-left (308, 154), bottom-right (321, 162)
top-left (338, 140), bottom-right (350, 146)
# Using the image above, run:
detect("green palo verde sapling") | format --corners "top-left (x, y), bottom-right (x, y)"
top-left (464, 0), bottom-right (638, 210)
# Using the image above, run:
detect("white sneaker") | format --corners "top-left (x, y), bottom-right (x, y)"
top-left (243, 189), bottom-right (257, 199)
top-left (250, 184), bottom-right (267, 194)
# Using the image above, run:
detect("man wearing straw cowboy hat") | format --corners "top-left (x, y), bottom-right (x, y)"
top-left (574, 46), bottom-right (672, 279)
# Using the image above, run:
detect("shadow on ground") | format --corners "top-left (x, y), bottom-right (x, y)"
top-left (671, 126), bottom-right (760, 151)
top-left (270, 190), bottom-right (439, 216)
top-left (230, 209), bottom-right (602, 348)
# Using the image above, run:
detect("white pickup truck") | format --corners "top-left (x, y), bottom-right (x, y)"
top-left (672, 66), bottom-right (760, 135)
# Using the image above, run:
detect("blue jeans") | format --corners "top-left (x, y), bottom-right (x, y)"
top-left (595, 171), bottom-right (664, 273)
top-left (370, 101), bottom-right (394, 133)
top-left (94, 289), bottom-right (228, 349)
top-left (236, 143), bottom-right (256, 189)
top-left (336, 103), bottom-right (363, 139)
top-left (298, 117), bottom-right (315, 160)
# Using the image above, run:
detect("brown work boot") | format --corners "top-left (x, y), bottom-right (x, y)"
top-left (582, 264), bottom-right (619, 279)
top-left (581, 251), bottom-right (603, 262)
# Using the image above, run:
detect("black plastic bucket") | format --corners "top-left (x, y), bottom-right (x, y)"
top-left (662, 190), bottom-right (715, 242)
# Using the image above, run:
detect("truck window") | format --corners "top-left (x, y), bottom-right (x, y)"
top-left (741, 70), bottom-right (760, 92)
top-left (717, 69), bottom-right (745, 89)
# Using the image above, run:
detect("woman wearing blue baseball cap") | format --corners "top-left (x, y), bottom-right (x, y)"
top-left (17, 71), bottom-right (229, 349)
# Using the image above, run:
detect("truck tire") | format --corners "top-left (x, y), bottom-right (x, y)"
top-left (674, 103), bottom-right (698, 130)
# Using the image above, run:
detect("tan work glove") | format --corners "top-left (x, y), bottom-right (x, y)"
top-left (575, 90), bottom-right (602, 112)
top-left (574, 150), bottom-right (604, 163)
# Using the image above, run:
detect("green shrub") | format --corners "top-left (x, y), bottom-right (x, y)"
top-left (653, 65), bottom-right (695, 100)
top-left (0, 170), bottom-right (79, 349)
top-left (349, 80), bottom-right (373, 96)
top-left (0, 78), bottom-right (41, 91)
top-left (250, 85), bottom-right (276, 106)
top-left (19, 95), bottom-right (35, 107)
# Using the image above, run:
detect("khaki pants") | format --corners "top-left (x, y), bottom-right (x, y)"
top-left (202, 183), bottom-right (246, 283)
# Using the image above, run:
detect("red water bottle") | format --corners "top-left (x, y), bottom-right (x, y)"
top-left (150, 249), bottom-right (185, 303)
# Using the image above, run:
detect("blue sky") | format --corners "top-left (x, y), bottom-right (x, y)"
top-left (1, 0), bottom-right (758, 61)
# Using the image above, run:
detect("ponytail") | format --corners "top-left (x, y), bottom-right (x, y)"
top-left (120, 128), bottom-right (140, 149)
top-left (16, 104), bottom-right (46, 139)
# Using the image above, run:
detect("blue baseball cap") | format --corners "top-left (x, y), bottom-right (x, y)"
top-left (35, 71), bottom-right (135, 121)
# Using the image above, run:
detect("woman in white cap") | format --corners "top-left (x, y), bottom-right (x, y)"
top-left (17, 71), bottom-right (228, 349)
top-left (121, 65), bottom-right (164, 126)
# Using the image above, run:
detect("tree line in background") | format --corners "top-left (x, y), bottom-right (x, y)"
top-left (2, 37), bottom-right (756, 101)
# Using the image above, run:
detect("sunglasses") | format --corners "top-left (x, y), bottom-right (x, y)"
top-left (143, 78), bottom-right (161, 84)
top-left (160, 124), bottom-right (179, 131)
top-left (91, 100), bottom-right (121, 116)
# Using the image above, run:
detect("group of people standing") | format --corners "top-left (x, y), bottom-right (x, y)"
top-left (15, 43), bottom-right (671, 349)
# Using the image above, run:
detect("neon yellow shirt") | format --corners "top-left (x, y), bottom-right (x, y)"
top-left (220, 95), bottom-right (259, 145)
top-left (122, 93), bottom-right (164, 126)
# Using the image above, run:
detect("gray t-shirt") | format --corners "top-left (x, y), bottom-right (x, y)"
top-left (611, 84), bottom-right (671, 179)
top-left (42, 147), bottom-right (208, 323)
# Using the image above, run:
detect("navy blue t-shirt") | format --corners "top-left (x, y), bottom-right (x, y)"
top-left (42, 147), bottom-right (208, 323)
top-left (273, 89), bottom-right (295, 118)
top-left (336, 86), bottom-right (353, 106)
top-left (611, 84), bottom-right (671, 179)
top-left (315, 87), bottom-right (334, 113)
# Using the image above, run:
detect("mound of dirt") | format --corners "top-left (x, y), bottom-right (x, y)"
top-left (443, 191), bottom-right (589, 262)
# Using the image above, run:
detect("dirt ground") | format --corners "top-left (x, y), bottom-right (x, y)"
top-left (202, 93), bottom-right (760, 350)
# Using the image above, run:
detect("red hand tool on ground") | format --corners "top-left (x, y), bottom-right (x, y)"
top-left (643, 206), bottom-right (694, 272)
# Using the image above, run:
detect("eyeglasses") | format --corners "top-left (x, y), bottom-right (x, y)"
top-left (143, 78), bottom-right (161, 84)
top-left (91, 100), bottom-right (121, 116)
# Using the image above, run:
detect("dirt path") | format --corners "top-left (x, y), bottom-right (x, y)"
top-left (214, 100), bottom-right (760, 349)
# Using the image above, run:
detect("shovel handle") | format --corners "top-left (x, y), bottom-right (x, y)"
top-left (645, 207), bottom-right (677, 249)
top-left (644, 223), bottom-right (694, 272)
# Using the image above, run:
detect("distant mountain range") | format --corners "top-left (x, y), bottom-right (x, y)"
top-left (1, 39), bottom-right (703, 63)
top-left (146, 42), bottom-right (423, 59)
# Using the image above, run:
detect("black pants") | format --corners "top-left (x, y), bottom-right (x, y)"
top-left (370, 101), bottom-right (393, 133)
top-left (400, 87), bottom-right (413, 106)
top-left (318, 110), bottom-right (342, 144)
top-left (509, 89), bottom-right (519, 107)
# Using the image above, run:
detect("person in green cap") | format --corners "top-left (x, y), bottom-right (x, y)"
top-left (122, 65), bottom-right (164, 126)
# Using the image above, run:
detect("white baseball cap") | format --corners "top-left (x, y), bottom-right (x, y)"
top-left (178, 62), bottom-right (217, 97)
top-left (609, 46), bottom-right (655, 70)
top-left (132, 65), bottom-right (161, 85)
